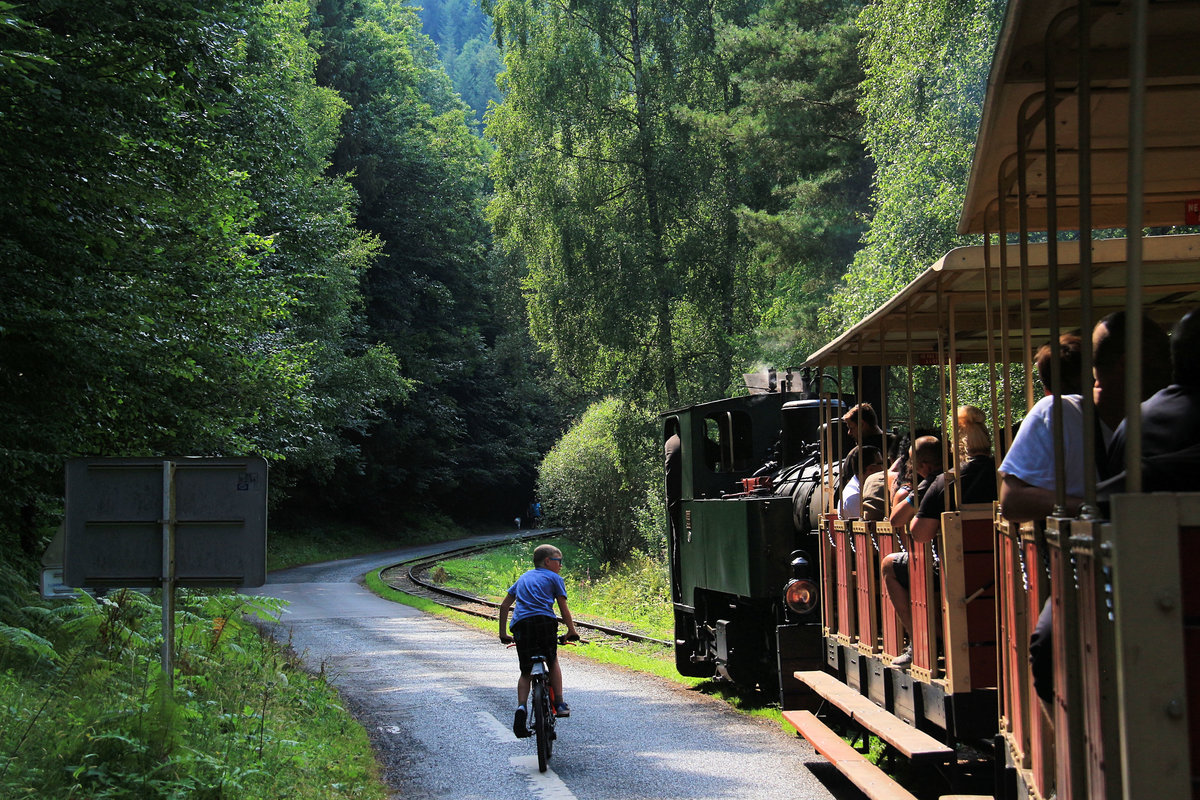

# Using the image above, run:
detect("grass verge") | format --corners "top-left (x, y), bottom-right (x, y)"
top-left (268, 515), bottom-right (475, 572)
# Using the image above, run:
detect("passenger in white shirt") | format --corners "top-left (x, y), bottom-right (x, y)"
top-left (840, 445), bottom-right (884, 519)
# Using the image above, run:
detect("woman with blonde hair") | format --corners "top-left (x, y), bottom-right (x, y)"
top-left (958, 405), bottom-right (991, 460)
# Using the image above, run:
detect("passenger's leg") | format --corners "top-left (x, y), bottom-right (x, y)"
top-left (881, 553), bottom-right (913, 636)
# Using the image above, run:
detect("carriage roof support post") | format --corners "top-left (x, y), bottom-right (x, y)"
top-left (994, 193), bottom-right (1016, 455)
top-left (980, 222), bottom-right (1001, 475)
top-left (856, 339), bottom-right (865, 479)
top-left (1077, 0), bottom-right (1099, 514)
top-left (948, 297), bottom-right (961, 509)
top-left (1043, 11), bottom-right (1070, 518)
top-left (836, 354), bottom-right (844, 516)
top-left (1017, 99), bottom-right (1036, 414)
top-left (934, 277), bottom-right (947, 511)
top-left (879, 325), bottom-right (888, 447)
top-left (1123, 0), bottom-right (1148, 495)
top-left (906, 302), bottom-right (916, 475)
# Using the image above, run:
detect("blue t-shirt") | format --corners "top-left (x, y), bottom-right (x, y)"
top-left (507, 567), bottom-right (567, 627)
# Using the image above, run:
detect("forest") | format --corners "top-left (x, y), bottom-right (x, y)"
top-left (0, 0), bottom-right (1012, 794)
top-left (0, 0), bottom-right (1009, 584)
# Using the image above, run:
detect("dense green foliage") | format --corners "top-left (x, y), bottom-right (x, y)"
top-left (415, 0), bottom-right (504, 127)
top-left (0, 576), bottom-right (387, 798)
top-left (712, 0), bottom-right (871, 364)
top-left (488, 0), bottom-right (770, 408)
top-left (827, 0), bottom-right (1006, 330)
top-left (536, 399), bottom-right (658, 564)
top-left (302, 0), bottom-right (564, 524)
top-left (0, 0), bottom-right (407, 556)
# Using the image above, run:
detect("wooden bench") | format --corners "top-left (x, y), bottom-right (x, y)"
top-left (795, 669), bottom-right (955, 763)
top-left (783, 710), bottom-right (920, 800)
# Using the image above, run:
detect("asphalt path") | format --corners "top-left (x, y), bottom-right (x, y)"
top-left (256, 532), bottom-right (849, 800)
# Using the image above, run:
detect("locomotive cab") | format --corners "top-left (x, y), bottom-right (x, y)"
top-left (664, 377), bottom-right (848, 698)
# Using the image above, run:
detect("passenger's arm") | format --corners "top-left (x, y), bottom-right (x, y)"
top-left (889, 486), bottom-right (916, 529)
top-left (909, 516), bottom-right (939, 544)
top-left (999, 474), bottom-right (1083, 522)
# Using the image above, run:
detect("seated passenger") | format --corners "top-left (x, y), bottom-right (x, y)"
top-left (840, 446), bottom-right (884, 519)
top-left (863, 433), bottom-right (914, 521)
top-left (1105, 307), bottom-right (1200, 491)
top-left (880, 435), bottom-right (942, 668)
top-left (1007, 319), bottom-right (1169, 705)
top-left (1001, 314), bottom-right (1169, 522)
top-left (906, 406), bottom-right (998, 544)
top-left (860, 457), bottom-right (890, 521)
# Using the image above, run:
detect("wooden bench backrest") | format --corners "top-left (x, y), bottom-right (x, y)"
top-left (941, 507), bottom-right (997, 693)
top-left (854, 521), bottom-right (880, 652)
top-left (877, 522), bottom-right (904, 658)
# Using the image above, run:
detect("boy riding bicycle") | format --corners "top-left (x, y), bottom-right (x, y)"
top-left (498, 544), bottom-right (580, 738)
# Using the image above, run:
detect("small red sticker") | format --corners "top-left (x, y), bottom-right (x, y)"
top-left (1187, 199), bottom-right (1200, 226)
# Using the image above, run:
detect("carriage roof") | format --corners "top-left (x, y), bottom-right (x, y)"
top-left (959, 0), bottom-right (1200, 235)
top-left (803, 232), bottom-right (1200, 368)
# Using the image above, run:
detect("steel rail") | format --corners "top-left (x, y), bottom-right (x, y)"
top-left (382, 534), bottom-right (672, 647)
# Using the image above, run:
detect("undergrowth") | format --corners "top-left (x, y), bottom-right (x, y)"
top-left (0, 562), bottom-right (387, 800)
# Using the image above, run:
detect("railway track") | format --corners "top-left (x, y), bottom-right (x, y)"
top-left (377, 534), bottom-right (672, 651)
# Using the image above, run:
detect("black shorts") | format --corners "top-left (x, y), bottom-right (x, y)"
top-left (892, 551), bottom-right (910, 590)
top-left (512, 615), bottom-right (558, 675)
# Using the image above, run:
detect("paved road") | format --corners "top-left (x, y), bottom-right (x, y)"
top-left (256, 533), bottom-right (849, 800)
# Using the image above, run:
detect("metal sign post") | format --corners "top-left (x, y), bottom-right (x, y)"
top-left (160, 460), bottom-right (176, 688)
top-left (63, 456), bottom-right (268, 690)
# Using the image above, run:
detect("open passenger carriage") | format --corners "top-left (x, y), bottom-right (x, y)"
top-left (784, 1), bottom-right (1200, 799)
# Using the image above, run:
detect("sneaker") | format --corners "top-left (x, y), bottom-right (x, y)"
top-left (513, 706), bottom-right (531, 738)
top-left (554, 701), bottom-right (570, 718)
top-left (892, 646), bottom-right (913, 670)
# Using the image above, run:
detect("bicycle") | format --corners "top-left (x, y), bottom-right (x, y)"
top-left (509, 634), bottom-right (580, 772)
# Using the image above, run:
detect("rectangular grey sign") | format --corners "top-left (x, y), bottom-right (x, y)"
top-left (64, 457), bottom-right (268, 588)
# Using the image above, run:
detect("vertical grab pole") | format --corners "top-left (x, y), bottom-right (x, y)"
top-left (161, 459), bottom-right (177, 692)
top-left (1077, 0), bottom-right (1098, 511)
top-left (949, 296), bottom-right (961, 508)
top-left (1017, 103), bottom-right (1036, 412)
top-left (1043, 17), bottom-right (1066, 516)
top-left (1124, 0), bottom-right (1147, 494)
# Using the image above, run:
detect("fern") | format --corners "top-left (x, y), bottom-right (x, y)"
top-left (0, 623), bottom-right (57, 666)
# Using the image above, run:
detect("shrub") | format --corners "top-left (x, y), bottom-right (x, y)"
top-left (537, 399), bottom-right (656, 564)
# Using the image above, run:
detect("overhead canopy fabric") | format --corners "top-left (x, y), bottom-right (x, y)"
top-left (959, 0), bottom-right (1200, 235)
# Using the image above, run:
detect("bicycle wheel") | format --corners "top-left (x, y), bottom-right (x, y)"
top-left (533, 682), bottom-right (552, 772)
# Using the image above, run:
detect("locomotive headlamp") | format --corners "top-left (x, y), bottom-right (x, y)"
top-left (784, 577), bottom-right (819, 615)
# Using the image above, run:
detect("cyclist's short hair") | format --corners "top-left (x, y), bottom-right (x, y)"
top-left (533, 544), bottom-right (561, 567)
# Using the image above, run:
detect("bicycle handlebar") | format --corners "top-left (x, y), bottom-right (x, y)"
top-left (502, 635), bottom-right (586, 648)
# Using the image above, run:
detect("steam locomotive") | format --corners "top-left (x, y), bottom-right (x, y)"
top-left (663, 367), bottom-right (876, 707)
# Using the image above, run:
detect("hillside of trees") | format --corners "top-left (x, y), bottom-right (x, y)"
top-left (414, 0), bottom-right (504, 127)
top-left (0, 0), bottom-right (1014, 581)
